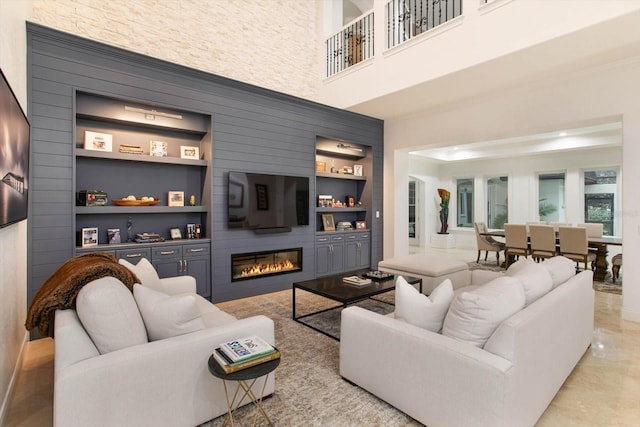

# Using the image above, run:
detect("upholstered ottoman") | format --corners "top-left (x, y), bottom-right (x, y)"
top-left (378, 254), bottom-right (470, 294)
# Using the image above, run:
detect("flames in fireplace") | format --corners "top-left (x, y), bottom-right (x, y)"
top-left (239, 259), bottom-right (296, 278)
top-left (232, 247), bottom-right (302, 281)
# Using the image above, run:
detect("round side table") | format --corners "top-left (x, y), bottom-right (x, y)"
top-left (208, 354), bottom-right (280, 427)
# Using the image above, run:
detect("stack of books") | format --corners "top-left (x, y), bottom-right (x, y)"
top-left (213, 335), bottom-right (280, 374)
top-left (134, 232), bottom-right (164, 243)
top-left (119, 144), bottom-right (144, 154)
top-left (343, 275), bottom-right (372, 286)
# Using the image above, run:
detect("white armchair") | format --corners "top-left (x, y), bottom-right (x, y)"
top-left (54, 263), bottom-right (275, 427)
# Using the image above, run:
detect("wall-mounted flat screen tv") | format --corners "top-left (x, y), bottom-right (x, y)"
top-left (228, 171), bottom-right (309, 233)
top-left (0, 69), bottom-right (30, 229)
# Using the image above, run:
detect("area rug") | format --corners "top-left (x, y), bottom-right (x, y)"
top-left (199, 289), bottom-right (416, 427)
top-left (467, 261), bottom-right (623, 295)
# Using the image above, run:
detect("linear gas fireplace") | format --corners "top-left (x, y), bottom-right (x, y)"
top-left (231, 247), bottom-right (302, 282)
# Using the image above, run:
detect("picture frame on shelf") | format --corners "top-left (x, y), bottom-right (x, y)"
top-left (84, 131), bottom-right (112, 152)
top-left (315, 161), bottom-right (326, 172)
top-left (150, 140), bottom-right (168, 157)
top-left (346, 195), bottom-right (355, 207)
top-left (170, 227), bottom-right (182, 240)
top-left (180, 145), bottom-right (199, 160)
top-left (107, 228), bottom-right (121, 244)
top-left (81, 227), bottom-right (98, 247)
top-left (168, 191), bottom-right (184, 207)
top-left (322, 214), bottom-right (336, 231)
top-left (353, 164), bottom-right (363, 177)
top-left (355, 220), bottom-right (367, 230)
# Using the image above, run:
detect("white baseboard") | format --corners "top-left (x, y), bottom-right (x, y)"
top-left (0, 331), bottom-right (29, 425)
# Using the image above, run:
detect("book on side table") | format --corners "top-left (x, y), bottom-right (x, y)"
top-left (213, 335), bottom-right (280, 373)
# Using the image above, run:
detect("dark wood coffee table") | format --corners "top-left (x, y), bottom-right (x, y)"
top-left (292, 270), bottom-right (422, 340)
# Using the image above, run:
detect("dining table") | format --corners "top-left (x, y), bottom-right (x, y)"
top-left (480, 230), bottom-right (622, 282)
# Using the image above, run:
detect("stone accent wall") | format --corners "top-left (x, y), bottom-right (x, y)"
top-left (32, 0), bottom-right (321, 101)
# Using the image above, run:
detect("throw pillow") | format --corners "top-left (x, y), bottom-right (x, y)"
top-left (394, 277), bottom-right (454, 333)
top-left (119, 257), bottom-right (163, 292)
top-left (442, 276), bottom-right (525, 348)
top-left (133, 284), bottom-right (205, 341)
top-left (539, 256), bottom-right (576, 288)
top-left (76, 277), bottom-right (148, 354)
top-left (506, 257), bottom-right (534, 275)
top-left (506, 260), bottom-right (553, 306)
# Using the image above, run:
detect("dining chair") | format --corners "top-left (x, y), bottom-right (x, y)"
top-left (474, 222), bottom-right (505, 266)
top-left (558, 226), bottom-right (596, 271)
top-left (576, 222), bottom-right (604, 238)
top-left (529, 224), bottom-right (557, 262)
top-left (611, 253), bottom-right (622, 281)
top-left (504, 223), bottom-right (529, 268)
top-left (550, 222), bottom-right (571, 233)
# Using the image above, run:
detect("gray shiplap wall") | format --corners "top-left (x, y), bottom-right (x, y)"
top-left (27, 23), bottom-right (383, 304)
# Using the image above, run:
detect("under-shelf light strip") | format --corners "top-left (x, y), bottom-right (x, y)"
top-left (337, 143), bottom-right (363, 152)
top-left (124, 105), bottom-right (183, 120)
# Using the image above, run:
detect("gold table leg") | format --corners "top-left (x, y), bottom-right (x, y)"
top-left (221, 373), bottom-right (274, 427)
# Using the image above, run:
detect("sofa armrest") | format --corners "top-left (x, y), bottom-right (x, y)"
top-left (159, 275), bottom-right (197, 294)
top-left (340, 306), bottom-right (512, 427)
top-left (55, 314), bottom-right (275, 427)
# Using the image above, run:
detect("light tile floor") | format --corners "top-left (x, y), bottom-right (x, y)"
top-left (4, 246), bottom-right (640, 426)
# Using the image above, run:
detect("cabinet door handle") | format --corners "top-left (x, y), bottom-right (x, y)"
top-left (126, 253), bottom-right (143, 258)
top-left (183, 259), bottom-right (188, 271)
top-left (160, 250), bottom-right (176, 255)
top-left (189, 248), bottom-right (205, 253)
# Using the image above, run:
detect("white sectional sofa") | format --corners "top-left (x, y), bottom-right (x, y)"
top-left (54, 259), bottom-right (275, 427)
top-left (340, 257), bottom-right (594, 427)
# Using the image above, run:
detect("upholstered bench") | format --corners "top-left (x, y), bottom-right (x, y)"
top-left (378, 254), bottom-right (470, 294)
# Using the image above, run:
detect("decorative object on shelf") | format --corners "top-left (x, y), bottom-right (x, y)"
top-left (150, 140), bottom-right (168, 157)
top-left (353, 164), bottom-right (363, 177)
top-left (333, 200), bottom-right (344, 207)
top-left (107, 228), bottom-right (121, 244)
top-left (331, 159), bottom-right (336, 173)
top-left (346, 195), bottom-right (355, 207)
top-left (127, 217), bottom-right (133, 242)
top-left (135, 232), bottom-right (164, 243)
top-left (189, 195), bottom-right (196, 206)
top-left (341, 166), bottom-right (353, 174)
top-left (315, 161), bottom-right (326, 172)
top-left (322, 214), bottom-right (335, 231)
top-left (118, 144), bottom-right (143, 154)
top-left (336, 221), bottom-right (353, 231)
top-left (318, 194), bottom-right (332, 207)
top-left (437, 188), bottom-right (450, 234)
top-left (170, 227), bottom-right (182, 240)
top-left (255, 183), bottom-right (268, 210)
top-left (195, 224), bottom-right (202, 238)
top-left (168, 191), bottom-right (184, 207)
top-left (180, 145), bottom-right (199, 159)
top-left (76, 190), bottom-right (108, 206)
top-left (80, 227), bottom-right (98, 247)
top-left (186, 223), bottom-right (197, 239)
top-left (83, 131), bottom-right (112, 152)
top-left (356, 220), bottom-right (367, 230)
top-left (112, 196), bottom-right (159, 206)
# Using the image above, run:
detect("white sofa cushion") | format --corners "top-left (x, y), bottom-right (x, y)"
top-left (443, 276), bottom-right (525, 348)
top-left (133, 284), bottom-right (205, 341)
top-left (76, 277), bottom-right (148, 354)
top-left (394, 277), bottom-right (454, 333)
top-left (540, 256), bottom-right (576, 288)
top-left (506, 258), bottom-right (553, 305)
top-left (119, 258), bottom-right (163, 291)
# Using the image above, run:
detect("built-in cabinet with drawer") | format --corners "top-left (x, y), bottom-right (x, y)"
top-left (73, 91), bottom-right (213, 298)
top-left (315, 231), bottom-right (370, 276)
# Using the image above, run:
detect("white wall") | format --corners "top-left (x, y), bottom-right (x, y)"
top-left (384, 51), bottom-right (640, 322)
top-left (0, 1), bottom-right (32, 422)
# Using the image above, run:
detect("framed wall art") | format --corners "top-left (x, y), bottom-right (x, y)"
top-left (84, 130), bottom-right (113, 152)
top-left (180, 145), bottom-right (199, 159)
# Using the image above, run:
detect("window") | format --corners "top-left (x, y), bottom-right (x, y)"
top-left (408, 180), bottom-right (416, 238)
top-left (584, 169), bottom-right (617, 236)
top-left (456, 178), bottom-right (473, 227)
top-left (487, 176), bottom-right (508, 229)
top-left (538, 172), bottom-right (565, 222)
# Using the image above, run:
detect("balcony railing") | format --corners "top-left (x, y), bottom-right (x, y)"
top-left (386, 0), bottom-right (462, 48)
top-left (325, 12), bottom-right (374, 78)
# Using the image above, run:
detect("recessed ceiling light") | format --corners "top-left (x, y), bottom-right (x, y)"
top-left (559, 132), bottom-right (567, 137)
